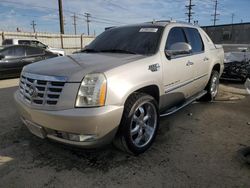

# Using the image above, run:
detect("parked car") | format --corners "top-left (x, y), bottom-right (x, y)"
top-left (221, 61), bottom-right (250, 82)
top-left (2, 38), bottom-right (65, 56)
top-left (14, 21), bottom-right (224, 155)
top-left (0, 45), bottom-right (58, 79)
top-left (221, 52), bottom-right (250, 82)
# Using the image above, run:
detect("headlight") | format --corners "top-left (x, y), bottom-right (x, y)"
top-left (75, 73), bottom-right (107, 107)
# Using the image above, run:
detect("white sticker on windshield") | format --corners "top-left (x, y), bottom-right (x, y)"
top-left (139, 28), bottom-right (158, 33)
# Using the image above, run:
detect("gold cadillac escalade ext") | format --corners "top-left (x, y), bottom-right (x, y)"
top-left (15, 21), bottom-right (224, 155)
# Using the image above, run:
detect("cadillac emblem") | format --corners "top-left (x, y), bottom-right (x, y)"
top-left (28, 81), bottom-right (38, 98)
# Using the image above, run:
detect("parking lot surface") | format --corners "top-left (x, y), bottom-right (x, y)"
top-left (0, 78), bottom-right (250, 188)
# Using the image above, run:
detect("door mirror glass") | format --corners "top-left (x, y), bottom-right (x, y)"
top-left (165, 42), bottom-right (192, 57)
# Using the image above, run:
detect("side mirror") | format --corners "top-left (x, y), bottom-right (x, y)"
top-left (165, 42), bottom-right (192, 58)
top-left (0, 54), bottom-right (5, 59)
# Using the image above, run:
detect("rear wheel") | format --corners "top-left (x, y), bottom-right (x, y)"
top-left (113, 93), bottom-right (159, 155)
top-left (201, 70), bottom-right (220, 101)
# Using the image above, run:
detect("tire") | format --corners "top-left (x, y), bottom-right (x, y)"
top-left (240, 77), bottom-right (247, 84)
top-left (201, 70), bottom-right (220, 101)
top-left (113, 93), bottom-right (159, 155)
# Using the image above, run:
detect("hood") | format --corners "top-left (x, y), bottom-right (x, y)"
top-left (48, 47), bottom-right (65, 52)
top-left (23, 53), bottom-right (146, 82)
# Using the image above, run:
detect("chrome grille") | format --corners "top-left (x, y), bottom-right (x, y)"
top-left (19, 73), bottom-right (66, 106)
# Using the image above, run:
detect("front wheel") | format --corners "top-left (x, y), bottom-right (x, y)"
top-left (201, 70), bottom-right (220, 101)
top-left (113, 93), bottom-right (159, 155)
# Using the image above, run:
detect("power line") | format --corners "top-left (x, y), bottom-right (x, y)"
top-left (211, 0), bottom-right (219, 26)
top-left (2, 0), bottom-right (128, 27)
top-left (84, 13), bottom-right (91, 35)
top-left (91, 20), bottom-right (117, 25)
top-left (91, 16), bottom-right (125, 25)
top-left (31, 20), bottom-right (36, 33)
top-left (185, 0), bottom-right (195, 23)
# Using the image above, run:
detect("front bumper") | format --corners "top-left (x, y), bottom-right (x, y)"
top-left (14, 91), bottom-right (123, 148)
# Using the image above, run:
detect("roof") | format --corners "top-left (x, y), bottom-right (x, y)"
top-left (107, 20), bottom-right (196, 29)
top-left (104, 20), bottom-right (199, 31)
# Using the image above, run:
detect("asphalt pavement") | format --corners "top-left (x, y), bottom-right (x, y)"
top-left (0, 78), bottom-right (249, 188)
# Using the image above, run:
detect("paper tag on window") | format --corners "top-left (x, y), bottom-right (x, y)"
top-left (139, 28), bottom-right (158, 33)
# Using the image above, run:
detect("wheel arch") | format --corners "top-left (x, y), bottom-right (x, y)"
top-left (124, 84), bottom-right (160, 106)
top-left (212, 63), bottom-right (221, 74)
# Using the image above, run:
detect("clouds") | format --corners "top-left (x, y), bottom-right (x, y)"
top-left (0, 0), bottom-right (249, 34)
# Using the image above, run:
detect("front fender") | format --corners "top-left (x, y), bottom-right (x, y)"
top-left (104, 55), bottom-right (163, 106)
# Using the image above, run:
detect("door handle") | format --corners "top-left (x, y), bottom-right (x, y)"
top-left (203, 57), bottom-right (209, 62)
top-left (186, 61), bottom-right (194, 66)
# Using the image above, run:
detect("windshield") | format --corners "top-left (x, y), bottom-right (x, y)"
top-left (85, 25), bottom-right (164, 55)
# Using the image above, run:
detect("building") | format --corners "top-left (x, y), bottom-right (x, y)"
top-left (202, 22), bottom-right (250, 52)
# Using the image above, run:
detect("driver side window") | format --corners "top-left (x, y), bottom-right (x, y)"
top-left (165, 27), bottom-right (187, 50)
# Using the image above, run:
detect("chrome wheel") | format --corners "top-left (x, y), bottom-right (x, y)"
top-left (130, 102), bottom-right (157, 148)
top-left (210, 75), bottom-right (219, 98)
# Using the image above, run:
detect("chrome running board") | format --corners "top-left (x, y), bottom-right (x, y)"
top-left (160, 90), bottom-right (207, 117)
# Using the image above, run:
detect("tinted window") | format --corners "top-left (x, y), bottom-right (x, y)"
top-left (166, 27), bottom-right (187, 50)
top-left (0, 48), bottom-right (12, 56)
top-left (18, 40), bottom-right (31, 45)
top-left (14, 46), bottom-right (26, 56)
top-left (184, 28), bottom-right (204, 53)
top-left (0, 46), bottom-right (25, 57)
top-left (2, 39), bottom-right (13, 45)
top-left (86, 26), bottom-right (164, 55)
top-left (34, 41), bottom-right (47, 48)
top-left (26, 46), bottom-right (44, 56)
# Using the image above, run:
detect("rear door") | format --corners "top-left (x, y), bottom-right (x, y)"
top-left (162, 27), bottom-right (196, 104)
top-left (0, 46), bottom-right (26, 77)
top-left (183, 27), bottom-right (210, 92)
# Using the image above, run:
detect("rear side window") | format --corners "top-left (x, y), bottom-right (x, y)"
top-left (0, 48), bottom-right (13, 56)
top-left (18, 40), bottom-right (31, 45)
top-left (184, 28), bottom-right (204, 53)
top-left (26, 46), bottom-right (44, 56)
top-left (165, 27), bottom-right (187, 50)
top-left (2, 39), bottom-right (13, 45)
top-left (0, 46), bottom-right (25, 57)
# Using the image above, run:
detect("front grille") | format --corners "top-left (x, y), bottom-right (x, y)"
top-left (19, 73), bottom-right (66, 106)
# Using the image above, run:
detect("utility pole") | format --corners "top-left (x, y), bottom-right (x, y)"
top-left (31, 20), bottom-right (36, 33)
top-left (84, 13), bottom-right (91, 35)
top-left (211, 0), bottom-right (219, 26)
top-left (71, 13), bottom-right (77, 35)
top-left (231, 13), bottom-right (235, 24)
top-left (58, 0), bottom-right (64, 34)
top-left (185, 0), bottom-right (195, 23)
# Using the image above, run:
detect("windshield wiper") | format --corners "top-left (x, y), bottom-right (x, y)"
top-left (80, 48), bottom-right (100, 53)
top-left (99, 49), bottom-right (137, 54)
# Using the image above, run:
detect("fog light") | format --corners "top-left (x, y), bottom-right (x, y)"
top-left (68, 134), bottom-right (96, 142)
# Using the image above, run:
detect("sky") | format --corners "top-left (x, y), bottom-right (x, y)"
top-left (0, 0), bottom-right (249, 35)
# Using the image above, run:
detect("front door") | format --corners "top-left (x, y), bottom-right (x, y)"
top-left (183, 27), bottom-right (210, 92)
top-left (161, 27), bottom-right (196, 110)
